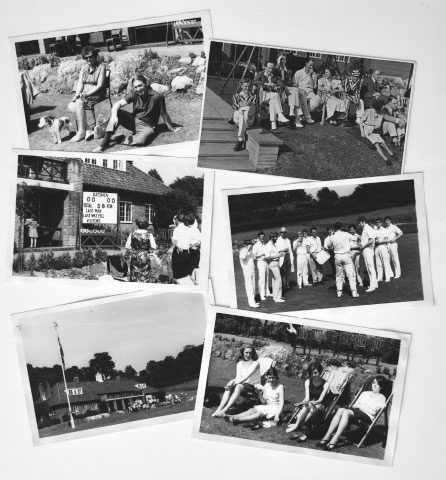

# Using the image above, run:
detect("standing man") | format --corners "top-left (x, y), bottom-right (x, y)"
top-left (265, 233), bottom-right (285, 303)
top-left (307, 227), bottom-right (324, 285)
top-left (94, 74), bottom-right (180, 153)
top-left (360, 69), bottom-right (382, 109)
top-left (323, 225), bottom-right (336, 278)
top-left (292, 231), bottom-right (311, 288)
top-left (348, 224), bottom-right (363, 287)
top-left (252, 231), bottom-right (270, 300)
top-left (384, 216), bottom-right (403, 278)
top-left (374, 218), bottom-right (394, 283)
top-left (239, 240), bottom-right (260, 308)
top-left (275, 226), bottom-right (295, 292)
top-left (357, 217), bottom-right (378, 292)
top-left (293, 59), bottom-right (319, 124)
top-left (253, 62), bottom-right (290, 130)
top-left (325, 222), bottom-right (359, 298)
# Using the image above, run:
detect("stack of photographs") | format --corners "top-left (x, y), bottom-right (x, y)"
top-left (5, 7), bottom-right (434, 471)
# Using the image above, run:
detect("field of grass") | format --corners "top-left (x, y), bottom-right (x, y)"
top-left (26, 92), bottom-right (202, 152)
top-left (39, 399), bottom-right (195, 438)
top-left (200, 356), bottom-right (387, 459)
top-left (231, 204), bottom-right (417, 241)
top-left (233, 232), bottom-right (423, 313)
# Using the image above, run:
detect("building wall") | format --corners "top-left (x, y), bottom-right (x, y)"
top-left (62, 159), bottom-right (83, 248)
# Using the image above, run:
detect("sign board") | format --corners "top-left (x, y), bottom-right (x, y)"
top-left (135, 383), bottom-right (147, 389)
top-left (83, 192), bottom-right (117, 224)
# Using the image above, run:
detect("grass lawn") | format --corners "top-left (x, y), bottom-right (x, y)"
top-left (200, 357), bottom-right (387, 459)
top-left (233, 232), bottom-right (423, 313)
top-left (39, 399), bottom-right (195, 438)
top-left (26, 92), bottom-right (202, 152)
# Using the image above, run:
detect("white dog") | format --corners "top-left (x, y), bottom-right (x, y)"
top-left (38, 116), bottom-right (71, 144)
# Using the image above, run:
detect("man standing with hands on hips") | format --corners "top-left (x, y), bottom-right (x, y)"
top-left (384, 216), bottom-right (403, 278)
top-left (357, 216), bottom-right (378, 292)
top-left (275, 227), bottom-right (294, 292)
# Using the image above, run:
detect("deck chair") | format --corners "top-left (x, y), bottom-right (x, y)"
top-left (323, 367), bottom-right (354, 421)
top-left (343, 375), bottom-right (393, 448)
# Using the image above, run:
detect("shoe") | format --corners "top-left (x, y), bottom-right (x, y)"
top-left (365, 287), bottom-right (376, 292)
top-left (85, 130), bottom-right (94, 141)
top-left (385, 279), bottom-right (391, 283)
top-left (271, 122), bottom-right (277, 130)
top-left (274, 298), bottom-right (285, 303)
top-left (305, 118), bottom-right (315, 124)
top-left (278, 114), bottom-right (290, 123)
top-left (260, 296), bottom-right (266, 301)
top-left (295, 122), bottom-right (303, 128)
top-left (249, 303), bottom-right (260, 308)
top-left (297, 433), bottom-right (307, 443)
top-left (337, 291), bottom-right (343, 298)
top-left (394, 275), bottom-right (401, 279)
top-left (233, 140), bottom-right (244, 151)
top-left (266, 292), bottom-right (274, 297)
top-left (315, 440), bottom-right (329, 448)
top-left (324, 443), bottom-right (336, 451)
top-left (111, 134), bottom-right (126, 144)
top-left (352, 291), bottom-right (359, 298)
top-left (298, 286), bottom-right (302, 289)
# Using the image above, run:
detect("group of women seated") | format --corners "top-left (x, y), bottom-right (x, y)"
top-left (211, 343), bottom-right (391, 450)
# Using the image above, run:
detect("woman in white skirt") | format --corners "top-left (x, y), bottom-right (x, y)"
top-left (227, 367), bottom-right (284, 426)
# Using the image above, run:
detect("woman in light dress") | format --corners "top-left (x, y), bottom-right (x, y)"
top-left (212, 344), bottom-right (261, 418)
top-left (318, 67), bottom-right (349, 125)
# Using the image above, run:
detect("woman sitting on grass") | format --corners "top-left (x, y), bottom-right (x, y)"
top-left (285, 362), bottom-right (330, 442)
top-left (316, 376), bottom-right (388, 451)
top-left (212, 344), bottom-right (261, 418)
top-left (226, 367), bottom-right (284, 426)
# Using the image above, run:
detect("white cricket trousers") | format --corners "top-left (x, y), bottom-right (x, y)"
top-left (263, 91), bottom-right (284, 121)
top-left (242, 267), bottom-right (257, 307)
top-left (335, 253), bottom-right (357, 292)
top-left (296, 254), bottom-right (309, 287)
top-left (350, 251), bottom-right (363, 286)
top-left (362, 247), bottom-right (378, 289)
top-left (375, 245), bottom-right (393, 281)
top-left (257, 259), bottom-right (269, 298)
top-left (388, 243), bottom-right (401, 277)
top-left (268, 261), bottom-right (282, 300)
top-left (233, 106), bottom-right (254, 139)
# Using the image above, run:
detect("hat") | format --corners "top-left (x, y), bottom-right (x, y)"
top-left (280, 226), bottom-right (287, 233)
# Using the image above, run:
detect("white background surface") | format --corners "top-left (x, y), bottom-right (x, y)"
top-left (1, 0), bottom-right (445, 479)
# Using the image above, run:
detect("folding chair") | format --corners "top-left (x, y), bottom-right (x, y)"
top-left (323, 368), bottom-right (353, 421)
top-left (343, 375), bottom-right (393, 448)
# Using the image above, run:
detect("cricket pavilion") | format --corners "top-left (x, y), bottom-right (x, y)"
top-left (15, 154), bottom-right (172, 255)
top-left (36, 373), bottom-right (159, 420)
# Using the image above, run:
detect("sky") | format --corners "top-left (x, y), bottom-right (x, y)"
top-left (18, 293), bottom-right (207, 371)
top-left (132, 156), bottom-right (203, 186)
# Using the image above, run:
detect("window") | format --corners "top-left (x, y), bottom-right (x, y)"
top-left (145, 204), bottom-right (154, 224)
top-left (309, 52), bottom-right (322, 59)
top-left (91, 158), bottom-right (97, 165)
top-left (113, 159), bottom-right (124, 170)
top-left (102, 159), bottom-right (108, 167)
top-left (334, 55), bottom-right (349, 63)
top-left (119, 201), bottom-right (132, 223)
top-left (67, 388), bottom-right (83, 395)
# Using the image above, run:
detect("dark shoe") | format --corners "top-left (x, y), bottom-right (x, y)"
top-left (324, 443), bottom-right (337, 451)
top-left (250, 424), bottom-right (262, 430)
top-left (315, 440), bottom-right (328, 448)
top-left (386, 158), bottom-right (393, 166)
top-left (110, 134), bottom-right (125, 144)
top-left (234, 140), bottom-right (244, 151)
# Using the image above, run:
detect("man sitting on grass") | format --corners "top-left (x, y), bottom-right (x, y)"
top-left (93, 74), bottom-right (180, 152)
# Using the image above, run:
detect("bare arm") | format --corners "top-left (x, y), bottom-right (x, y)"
top-left (159, 96), bottom-right (180, 131)
top-left (311, 381), bottom-right (329, 405)
top-left (73, 68), bottom-right (85, 100)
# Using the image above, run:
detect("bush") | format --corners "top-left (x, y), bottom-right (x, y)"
top-left (51, 252), bottom-right (72, 270)
top-left (83, 249), bottom-right (95, 266)
top-left (13, 253), bottom-right (26, 272)
top-left (72, 250), bottom-right (84, 268)
top-left (36, 251), bottom-right (55, 271)
top-left (26, 252), bottom-right (37, 272)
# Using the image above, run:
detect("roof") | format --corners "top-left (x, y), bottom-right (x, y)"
top-left (39, 378), bottom-right (158, 407)
top-left (83, 161), bottom-right (171, 196)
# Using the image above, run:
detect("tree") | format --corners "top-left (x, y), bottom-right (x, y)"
top-left (88, 352), bottom-right (115, 378)
top-left (154, 190), bottom-right (199, 228)
top-left (169, 175), bottom-right (204, 200)
top-left (148, 169), bottom-right (164, 184)
top-left (124, 365), bottom-right (137, 379)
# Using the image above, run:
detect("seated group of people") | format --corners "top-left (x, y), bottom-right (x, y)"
top-left (238, 215), bottom-right (403, 307)
top-left (66, 46), bottom-right (180, 152)
top-left (230, 56), bottom-right (408, 165)
top-left (211, 344), bottom-right (390, 451)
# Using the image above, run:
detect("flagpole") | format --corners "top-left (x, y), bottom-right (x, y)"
top-left (53, 322), bottom-right (75, 429)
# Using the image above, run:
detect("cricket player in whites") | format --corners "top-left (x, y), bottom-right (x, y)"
top-left (384, 216), bottom-right (403, 278)
top-left (239, 240), bottom-right (260, 308)
top-left (325, 222), bottom-right (359, 298)
top-left (374, 218), bottom-right (394, 282)
top-left (357, 216), bottom-right (379, 292)
top-left (252, 231), bottom-right (270, 300)
top-left (276, 227), bottom-right (295, 291)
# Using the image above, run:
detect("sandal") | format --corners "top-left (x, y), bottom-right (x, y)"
top-left (315, 440), bottom-right (328, 448)
top-left (324, 443), bottom-right (337, 451)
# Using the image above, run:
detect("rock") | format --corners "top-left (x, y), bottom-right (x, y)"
top-left (224, 348), bottom-right (233, 360)
top-left (195, 65), bottom-right (206, 74)
top-left (150, 83), bottom-right (169, 94)
top-left (192, 56), bottom-right (206, 67)
top-left (195, 83), bottom-right (205, 95)
top-left (213, 350), bottom-right (221, 357)
top-left (168, 67), bottom-right (187, 75)
top-left (171, 75), bottom-right (193, 92)
top-left (179, 57), bottom-right (192, 65)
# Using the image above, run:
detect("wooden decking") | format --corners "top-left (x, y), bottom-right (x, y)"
top-left (198, 84), bottom-right (283, 172)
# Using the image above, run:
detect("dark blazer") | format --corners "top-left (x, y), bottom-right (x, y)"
top-left (253, 71), bottom-right (285, 92)
top-left (361, 76), bottom-right (380, 108)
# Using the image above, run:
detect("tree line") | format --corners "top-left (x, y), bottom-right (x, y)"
top-left (214, 315), bottom-right (400, 366)
top-left (229, 181), bottom-right (416, 232)
top-left (27, 344), bottom-right (203, 400)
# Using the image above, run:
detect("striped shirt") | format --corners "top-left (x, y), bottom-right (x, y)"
top-left (232, 90), bottom-right (256, 110)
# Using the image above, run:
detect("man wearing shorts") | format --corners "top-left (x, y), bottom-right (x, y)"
top-left (94, 74), bottom-right (180, 152)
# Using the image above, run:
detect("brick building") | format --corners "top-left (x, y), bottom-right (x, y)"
top-left (15, 155), bottom-right (171, 252)
top-left (36, 373), bottom-right (158, 420)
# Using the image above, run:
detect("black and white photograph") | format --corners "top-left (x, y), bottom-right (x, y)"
top-left (193, 308), bottom-right (410, 466)
top-left (198, 40), bottom-right (414, 180)
top-left (11, 12), bottom-right (211, 155)
top-left (221, 174), bottom-right (432, 313)
top-left (14, 291), bottom-right (207, 445)
top-left (9, 149), bottom-right (212, 289)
